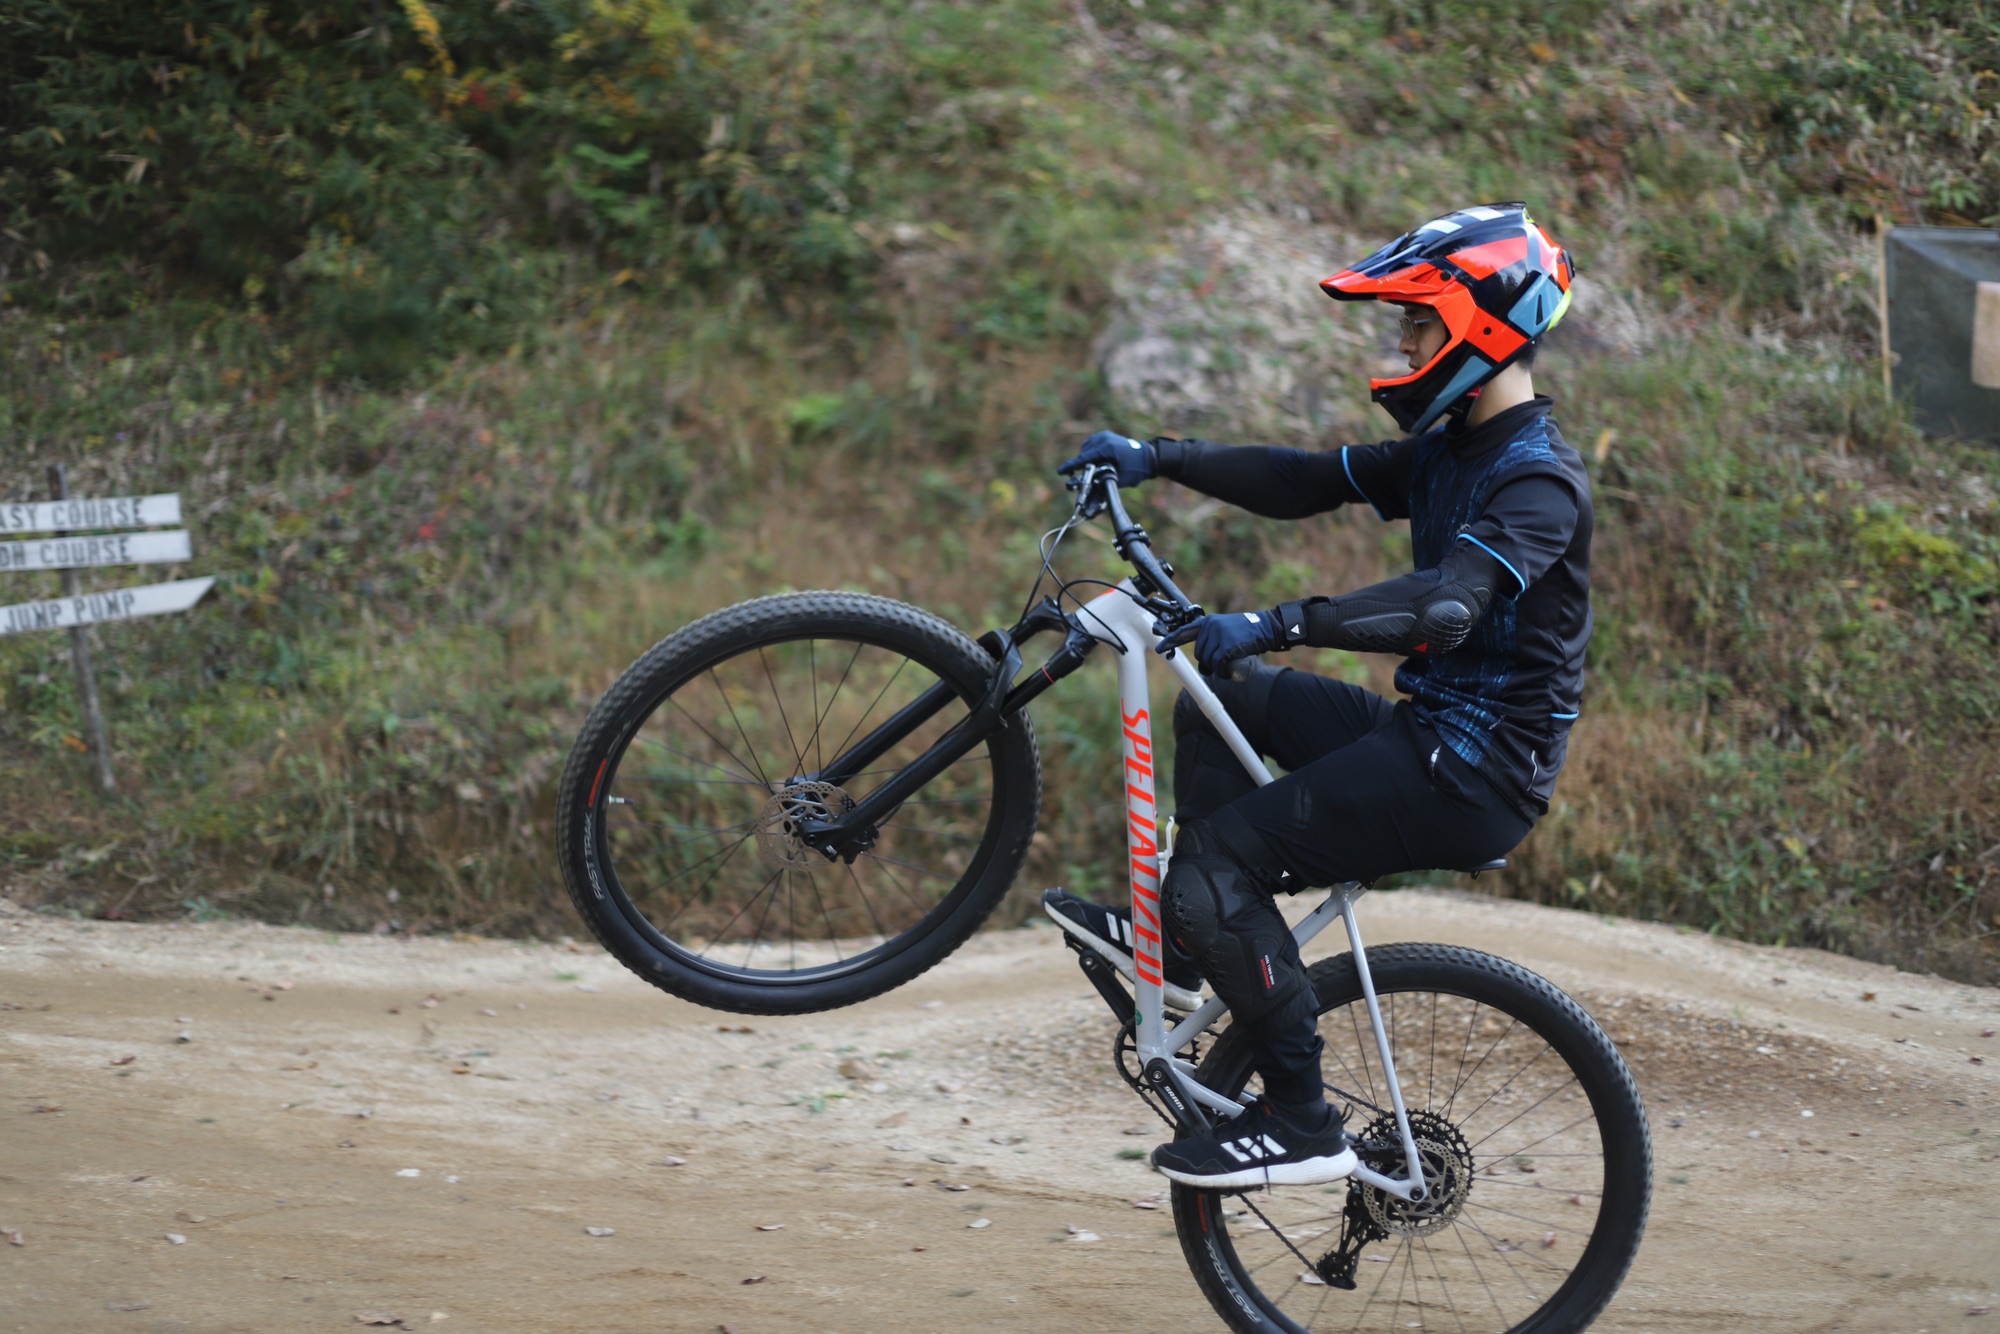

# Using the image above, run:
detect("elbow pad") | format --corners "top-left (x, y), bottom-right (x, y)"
top-left (1275, 543), bottom-right (1509, 657)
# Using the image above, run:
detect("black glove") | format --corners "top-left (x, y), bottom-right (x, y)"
top-left (1154, 610), bottom-right (1286, 675)
top-left (1057, 430), bottom-right (1159, 488)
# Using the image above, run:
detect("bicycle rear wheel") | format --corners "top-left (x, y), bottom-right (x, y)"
top-left (1174, 944), bottom-right (1651, 1334)
top-left (555, 591), bottom-right (1040, 1014)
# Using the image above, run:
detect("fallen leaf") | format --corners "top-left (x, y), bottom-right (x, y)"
top-left (756, 1223), bottom-right (785, 1231)
top-left (1567, 1194), bottom-right (1586, 1206)
top-left (717, 1024), bottom-right (754, 1033)
top-left (837, 1059), bottom-right (870, 1080)
top-left (967, 1218), bottom-right (991, 1229)
top-left (1973, 1056), bottom-right (1985, 1065)
top-left (31, 1104), bottom-right (64, 1114)
top-left (109, 1055), bottom-right (136, 1067)
top-left (1860, 992), bottom-right (1876, 1002)
top-left (164, 1233), bottom-right (186, 1245)
top-left (741, 1275), bottom-right (766, 1285)
top-left (584, 1226), bottom-right (615, 1237)
top-left (875, 1111), bottom-right (909, 1128)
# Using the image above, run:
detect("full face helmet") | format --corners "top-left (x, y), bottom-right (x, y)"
top-left (1322, 203), bottom-right (1577, 435)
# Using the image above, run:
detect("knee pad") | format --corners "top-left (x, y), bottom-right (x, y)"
top-left (1161, 821), bottom-right (1309, 1029)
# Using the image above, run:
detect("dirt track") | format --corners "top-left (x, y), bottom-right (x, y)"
top-left (3, 888), bottom-right (1997, 1333)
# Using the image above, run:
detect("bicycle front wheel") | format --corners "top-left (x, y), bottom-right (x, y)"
top-left (1174, 944), bottom-right (1651, 1334)
top-left (555, 591), bottom-right (1041, 1014)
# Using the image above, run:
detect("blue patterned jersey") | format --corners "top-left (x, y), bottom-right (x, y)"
top-left (1157, 397), bottom-right (1592, 814)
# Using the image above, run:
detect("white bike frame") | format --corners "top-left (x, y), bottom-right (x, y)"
top-left (1080, 580), bottom-right (1432, 1201)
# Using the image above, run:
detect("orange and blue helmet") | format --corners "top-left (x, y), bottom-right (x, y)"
top-left (1322, 203), bottom-right (1577, 435)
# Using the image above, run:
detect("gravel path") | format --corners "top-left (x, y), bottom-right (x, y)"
top-left (2, 889), bottom-right (1995, 1332)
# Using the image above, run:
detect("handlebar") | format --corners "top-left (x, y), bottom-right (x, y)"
top-left (1065, 464), bottom-right (1202, 626)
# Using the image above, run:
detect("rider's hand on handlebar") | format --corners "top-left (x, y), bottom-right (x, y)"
top-left (1155, 610), bottom-right (1285, 675)
top-left (1057, 431), bottom-right (1158, 488)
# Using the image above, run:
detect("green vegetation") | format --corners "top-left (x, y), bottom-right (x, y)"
top-left (3, 0), bottom-right (1997, 980)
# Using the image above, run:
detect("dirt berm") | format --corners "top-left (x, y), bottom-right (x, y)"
top-left (3, 889), bottom-right (1996, 1332)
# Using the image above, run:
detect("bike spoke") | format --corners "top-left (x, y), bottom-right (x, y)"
top-left (757, 646), bottom-right (807, 779)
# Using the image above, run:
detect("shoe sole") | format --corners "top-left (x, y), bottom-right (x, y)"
top-left (1042, 891), bottom-right (1206, 1011)
top-left (1151, 1147), bottom-right (1360, 1190)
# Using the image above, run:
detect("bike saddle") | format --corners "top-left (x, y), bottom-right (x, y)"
top-left (1456, 857), bottom-right (1508, 876)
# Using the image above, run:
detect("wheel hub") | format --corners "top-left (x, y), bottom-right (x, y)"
top-left (1357, 1110), bottom-right (1475, 1237)
top-left (755, 781), bottom-right (856, 868)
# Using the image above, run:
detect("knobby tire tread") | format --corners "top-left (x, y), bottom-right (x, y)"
top-left (1173, 942), bottom-right (1651, 1334)
top-left (556, 591), bottom-right (1041, 1015)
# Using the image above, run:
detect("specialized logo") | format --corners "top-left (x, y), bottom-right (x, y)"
top-left (1121, 703), bottom-right (1164, 987)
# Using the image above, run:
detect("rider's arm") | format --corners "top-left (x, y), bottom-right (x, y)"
top-left (1154, 436), bottom-right (1417, 521)
top-left (1272, 473), bottom-right (1581, 656)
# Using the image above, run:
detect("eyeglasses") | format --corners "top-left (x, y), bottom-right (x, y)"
top-left (1397, 312), bottom-right (1442, 340)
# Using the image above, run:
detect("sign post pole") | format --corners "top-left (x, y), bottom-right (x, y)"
top-left (46, 464), bottom-right (116, 796)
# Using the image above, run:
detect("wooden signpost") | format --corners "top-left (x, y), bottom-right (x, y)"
top-left (0, 466), bottom-right (215, 795)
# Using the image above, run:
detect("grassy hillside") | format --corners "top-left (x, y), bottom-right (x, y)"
top-left (3, 0), bottom-right (1998, 981)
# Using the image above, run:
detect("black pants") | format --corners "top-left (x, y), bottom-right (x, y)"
top-left (1170, 663), bottom-right (1534, 1106)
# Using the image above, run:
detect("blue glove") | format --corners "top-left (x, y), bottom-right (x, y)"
top-left (1057, 430), bottom-right (1158, 488)
top-left (1155, 610), bottom-right (1285, 675)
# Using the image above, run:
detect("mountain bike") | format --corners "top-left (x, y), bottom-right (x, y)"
top-left (555, 465), bottom-right (1652, 1332)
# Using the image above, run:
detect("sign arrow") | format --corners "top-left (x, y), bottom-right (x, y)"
top-left (0, 576), bottom-right (215, 637)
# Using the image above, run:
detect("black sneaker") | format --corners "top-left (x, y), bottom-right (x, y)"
top-left (1042, 887), bottom-right (1205, 1010)
top-left (1150, 1098), bottom-right (1357, 1189)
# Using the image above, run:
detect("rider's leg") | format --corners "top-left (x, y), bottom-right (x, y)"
top-left (1172, 664), bottom-right (1393, 823)
top-left (1162, 705), bottom-right (1534, 1143)
top-left (1157, 813), bottom-right (1329, 1116)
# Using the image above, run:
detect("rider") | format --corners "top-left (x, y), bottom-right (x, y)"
top-left (1044, 202), bottom-right (1590, 1189)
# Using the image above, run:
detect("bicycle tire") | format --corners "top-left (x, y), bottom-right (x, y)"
top-left (1173, 943), bottom-right (1651, 1334)
top-left (555, 591), bottom-right (1041, 1014)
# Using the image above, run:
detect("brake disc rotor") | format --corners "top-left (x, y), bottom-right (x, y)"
top-left (1358, 1109), bottom-right (1476, 1237)
top-left (754, 781), bottom-right (856, 868)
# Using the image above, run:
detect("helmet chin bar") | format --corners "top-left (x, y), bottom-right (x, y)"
top-left (1370, 338), bottom-right (1503, 435)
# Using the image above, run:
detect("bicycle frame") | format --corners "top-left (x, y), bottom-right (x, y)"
top-left (1080, 582), bottom-right (1433, 1203)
